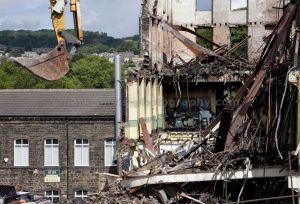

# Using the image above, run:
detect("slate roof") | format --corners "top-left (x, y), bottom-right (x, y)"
top-left (0, 89), bottom-right (115, 117)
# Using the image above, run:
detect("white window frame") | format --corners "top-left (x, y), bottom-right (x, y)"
top-left (104, 139), bottom-right (117, 167)
top-left (75, 190), bottom-right (88, 200)
top-left (44, 139), bottom-right (59, 166)
top-left (45, 190), bottom-right (59, 203)
top-left (14, 139), bottom-right (29, 166)
top-left (74, 139), bottom-right (90, 167)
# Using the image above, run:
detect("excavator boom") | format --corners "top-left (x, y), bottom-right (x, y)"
top-left (13, 0), bottom-right (83, 81)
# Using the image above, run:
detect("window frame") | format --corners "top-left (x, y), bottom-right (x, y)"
top-left (230, 26), bottom-right (248, 59)
top-left (14, 139), bottom-right (29, 167)
top-left (195, 27), bottom-right (214, 50)
top-left (196, 0), bottom-right (212, 11)
top-left (45, 190), bottom-right (59, 203)
top-left (230, 0), bottom-right (247, 11)
top-left (75, 190), bottom-right (88, 201)
top-left (104, 139), bottom-right (117, 167)
top-left (44, 139), bottom-right (59, 167)
top-left (74, 139), bottom-right (90, 167)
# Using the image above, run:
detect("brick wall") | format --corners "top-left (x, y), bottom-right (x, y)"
top-left (0, 117), bottom-right (116, 200)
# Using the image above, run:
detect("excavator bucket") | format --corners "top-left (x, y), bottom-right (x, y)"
top-left (13, 41), bottom-right (71, 81)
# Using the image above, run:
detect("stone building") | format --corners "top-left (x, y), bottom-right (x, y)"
top-left (0, 89), bottom-right (116, 202)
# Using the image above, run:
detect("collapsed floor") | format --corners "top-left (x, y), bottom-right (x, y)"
top-left (92, 1), bottom-right (300, 204)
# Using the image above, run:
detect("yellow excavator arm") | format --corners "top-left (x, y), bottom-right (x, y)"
top-left (51, 0), bottom-right (83, 43)
top-left (13, 0), bottom-right (83, 81)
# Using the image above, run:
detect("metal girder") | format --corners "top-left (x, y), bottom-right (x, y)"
top-left (224, 2), bottom-right (297, 150)
top-left (121, 167), bottom-right (288, 188)
top-left (159, 21), bottom-right (223, 59)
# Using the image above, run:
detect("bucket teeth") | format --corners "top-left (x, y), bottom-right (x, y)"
top-left (13, 41), bottom-right (71, 81)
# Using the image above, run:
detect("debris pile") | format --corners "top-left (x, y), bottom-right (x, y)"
top-left (94, 1), bottom-right (300, 203)
top-left (161, 59), bottom-right (251, 82)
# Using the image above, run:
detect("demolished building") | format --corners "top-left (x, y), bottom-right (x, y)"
top-left (124, 0), bottom-right (282, 166)
top-left (94, 0), bottom-right (300, 204)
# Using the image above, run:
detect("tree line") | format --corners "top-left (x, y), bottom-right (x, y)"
top-left (0, 30), bottom-right (139, 55)
top-left (0, 55), bottom-right (116, 89)
top-left (0, 30), bottom-right (138, 89)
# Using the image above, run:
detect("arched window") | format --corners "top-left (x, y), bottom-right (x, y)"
top-left (14, 139), bottom-right (29, 166)
top-left (45, 190), bottom-right (59, 203)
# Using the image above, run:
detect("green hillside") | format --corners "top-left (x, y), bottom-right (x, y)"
top-left (0, 30), bottom-right (138, 89)
top-left (0, 30), bottom-right (139, 55)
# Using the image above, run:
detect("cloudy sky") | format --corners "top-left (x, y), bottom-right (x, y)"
top-left (0, 0), bottom-right (141, 38)
top-left (0, 0), bottom-right (247, 37)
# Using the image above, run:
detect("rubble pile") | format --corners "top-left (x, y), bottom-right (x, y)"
top-left (89, 1), bottom-right (300, 203)
top-left (160, 59), bottom-right (251, 82)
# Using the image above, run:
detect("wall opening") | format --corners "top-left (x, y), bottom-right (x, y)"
top-left (231, 0), bottom-right (247, 10)
top-left (230, 27), bottom-right (248, 59)
top-left (162, 81), bottom-right (243, 132)
top-left (196, 0), bottom-right (212, 11)
top-left (195, 27), bottom-right (213, 49)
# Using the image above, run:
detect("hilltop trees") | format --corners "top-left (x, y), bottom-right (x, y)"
top-left (0, 55), bottom-right (115, 89)
top-left (0, 30), bottom-right (139, 55)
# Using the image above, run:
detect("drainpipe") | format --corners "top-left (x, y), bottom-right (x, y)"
top-left (115, 54), bottom-right (122, 147)
top-left (66, 118), bottom-right (69, 199)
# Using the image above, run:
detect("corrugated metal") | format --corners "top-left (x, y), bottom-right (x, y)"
top-left (0, 89), bottom-right (115, 117)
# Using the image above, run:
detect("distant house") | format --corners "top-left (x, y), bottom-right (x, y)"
top-left (0, 89), bottom-right (116, 202)
top-left (32, 48), bottom-right (52, 54)
top-left (98, 52), bottom-right (140, 64)
top-left (21, 51), bottom-right (39, 58)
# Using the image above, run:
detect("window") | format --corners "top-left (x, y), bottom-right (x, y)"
top-left (75, 190), bottom-right (88, 201)
top-left (230, 27), bottom-right (248, 59)
top-left (14, 139), bottom-right (29, 166)
top-left (196, 0), bottom-right (212, 11)
top-left (231, 0), bottom-right (247, 10)
top-left (105, 139), bottom-right (116, 167)
top-left (45, 190), bottom-right (59, 203)
top-left (74, 139), bottom-right (89, 166)
top-left (195, 27), bottom-right (213, 49)
top-left (44, 139), bottom-right (59, 166)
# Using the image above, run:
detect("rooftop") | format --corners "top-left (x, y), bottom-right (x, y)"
top-left (0, 89), bottom-right (115, 117)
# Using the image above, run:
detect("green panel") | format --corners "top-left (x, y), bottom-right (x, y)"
top-left (157, 114), bottom-right (165, 128)
top-left (125, 120), bottom-right (138, 128)
top-left (152, 116), bottom-right (158, 129)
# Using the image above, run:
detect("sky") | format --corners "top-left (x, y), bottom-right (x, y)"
top-left (0, 0), bottom-right (247, 38)
top-left (0, 0), bottom-right (141, 38)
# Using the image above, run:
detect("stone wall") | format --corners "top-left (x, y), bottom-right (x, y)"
top-left (0, 117), bottom-right (116, 200)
